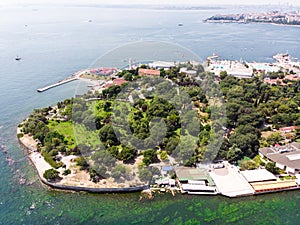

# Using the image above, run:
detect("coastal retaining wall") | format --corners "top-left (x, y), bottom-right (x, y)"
top-left (41, 179), bottom-right (149, 193)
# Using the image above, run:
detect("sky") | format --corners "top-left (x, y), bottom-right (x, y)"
top-left (0, 0), bottom-right (299, 6)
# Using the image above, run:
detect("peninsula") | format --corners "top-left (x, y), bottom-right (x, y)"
top-left (205, 11), bottom-right (300, 26)
top-left (18, 56), bottom-right (300, 197)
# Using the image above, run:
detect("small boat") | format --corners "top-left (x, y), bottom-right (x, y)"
top-left (178, 23), bottom-right (183, 26)
top-left (15, 56), bottom-right (21, 61)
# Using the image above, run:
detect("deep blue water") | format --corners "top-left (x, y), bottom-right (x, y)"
top-left (0, 4), bottom-right (300, 224)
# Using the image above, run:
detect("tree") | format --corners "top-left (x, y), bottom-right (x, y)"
top-left (226, 145), bottom-right (242, 163)
top-left (119, 146), bottom-right (137, 163)
top-left (111, 164), bottom-right (127, 180)
top-left (220, 70), bottom-right (228, 79)
top-left (43, 169), bottom-right (59, 181)
top-left (239, 159), bottom-right (258, 171)
top-left (142, 149), bottom-right (159, 166)
top-left (266, 132), bottom-right (284, 146)
top-left (99, 125), bottom-right (119, 146)
top-left (76, 156), bottom-right (89, 170)
top-left (265, 162), bottom-right (280, 174)
top-left (138, 167), bottom-right (152, 182)
top-left (123, 72), bottom-right (133, 81)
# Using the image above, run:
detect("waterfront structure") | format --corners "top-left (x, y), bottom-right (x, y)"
top-left (175, 167), bottom-right (217, 195)
top-left (175, 167), bottom-right (214, 184)
top-left (251, 180), bottom-right (298, 193)
top-left (259, 142), bottom-right (300, 174)
top-left (240, 169), bottom-right (277, 183)
top-left (89, 68), bottom-right (117, 76)
top-left (208, 162), bottom-right (255, 197)
top-left (181, 180), bottom-right (217, 195)
top-left (248, 63), bottom-right (280, 73)
top-left (208, 59), bottom-right (253, 78)
top-left (240, 169), bottom-right (297, 193)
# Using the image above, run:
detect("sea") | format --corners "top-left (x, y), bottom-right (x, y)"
top-left (0, 3), bottom-right (300, 224)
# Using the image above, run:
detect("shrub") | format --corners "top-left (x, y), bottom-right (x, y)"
top-left (63, 169), bottom-right (71, 175)
top-left (43, 169), bottom-right (59, 181)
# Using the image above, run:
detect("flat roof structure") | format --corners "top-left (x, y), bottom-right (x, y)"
top-left (259, 142), bottom-right (300, 173)
top-left (176, 167), bottom-right (207, 181)
top-left (240, 169), bottom-right (277, 183)
top-left (208, 162), bottom-right (255, 197)
top-left (251, 180), bottom-right (298, 192)
top-left (149, 61), bottom-right (175, 69)
top-left (182, 184), bottom-right (216, 192)
top-left (175, 167), bottom-right (215, 186)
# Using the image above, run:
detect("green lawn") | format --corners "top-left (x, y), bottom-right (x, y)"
top-left (47, 120), bottom-right (101, 149)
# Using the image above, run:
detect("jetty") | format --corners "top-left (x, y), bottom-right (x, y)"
top-left (37, 70), bottom-right (87, 93)
top-left (37, 77), bottom-right (78, 92)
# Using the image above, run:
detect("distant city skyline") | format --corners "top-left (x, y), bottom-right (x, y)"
top-left (1, 0), bottom-right (300, 6)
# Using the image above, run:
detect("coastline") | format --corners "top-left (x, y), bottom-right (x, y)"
top-left (205, 20), bottom-right (300, 28)
top-left (17, 131), bottom-right (149, 194)
top-left (17, 129), bottom-right (300, 197)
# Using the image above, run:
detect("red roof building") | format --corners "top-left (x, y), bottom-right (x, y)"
top-left (138, 68), bottom-right (160, 76)
top-left (104, 78), bottom-right (127, 88)
top-left (279, 126), bottom-right (297, 133)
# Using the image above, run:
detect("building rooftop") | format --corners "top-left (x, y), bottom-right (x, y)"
top-left (279, 126), bottom-right (297, 133)
top-left (251, 180), bottom-right (298, 192)
top-left (208, 162), bottom-right (255, 197)
top-left (175, 167), bottom-right (208, 181)
top-left (138, 68), bottom-right (160, 76)
top-left (240, 169), bottom-right (277, 183)
top-left (259, 142), bottom-right (300, 170)
top-left (104, 78), bottom-right (127, 88)
top-left (148, 61), bottom-right (175, 69)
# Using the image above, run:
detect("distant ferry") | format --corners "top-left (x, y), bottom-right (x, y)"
top-left (15, 56), bottom-right (21, 61)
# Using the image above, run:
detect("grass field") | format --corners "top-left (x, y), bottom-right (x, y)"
top-left (47, 120), bottom-right (101, 149)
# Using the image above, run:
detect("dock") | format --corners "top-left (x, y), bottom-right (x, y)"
top-left (37, 70), bottom-right (87, 93)
top-left (37, 77), bottom-right (78, 92)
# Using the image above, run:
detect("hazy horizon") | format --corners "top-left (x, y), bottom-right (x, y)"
top-left (1, 0), bottom-right (300, 7)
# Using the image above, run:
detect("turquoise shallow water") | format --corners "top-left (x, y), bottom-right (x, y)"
top-left (1, 3), bottom-right (300, 224)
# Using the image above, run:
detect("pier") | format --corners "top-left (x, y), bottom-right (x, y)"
top-left (37, 70), bottom-right (87, 93)
top-left (37, 77), bottom-right (78, 92)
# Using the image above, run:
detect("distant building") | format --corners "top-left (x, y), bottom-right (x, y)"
top-left (148, 61), bottom-right (175, 70)
top-left (179, 68), bottom-right (197, 76)
top-left (209, 60), bottom-right (253, 78)
top-left (226, 68), bottom-right (253, 78)
top-left (138, 68), bottom-right (160, 76)
top-left (279, 126), bottom-right (297, 133)
top-left (104, 78), bottom-right (127, 88)
top-left (259, 142), bottom-right (300, 174)
top-left (89, 68), bottom-right (117, 76)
